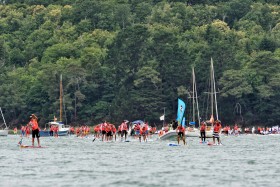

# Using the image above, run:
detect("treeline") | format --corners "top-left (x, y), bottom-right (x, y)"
top-left (0, 0), bottom-right (279, 127)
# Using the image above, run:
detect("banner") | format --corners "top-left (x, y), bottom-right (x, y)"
top-left (160, 115), bottom-right (165, 121)
top-left (176, 98), bottom-right (186, 125)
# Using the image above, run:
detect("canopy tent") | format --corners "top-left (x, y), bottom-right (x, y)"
top-left (132, 120), bottom-right (144, 125)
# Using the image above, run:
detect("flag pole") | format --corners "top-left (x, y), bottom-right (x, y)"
top-left (163, 107), bottom-right (165, 128)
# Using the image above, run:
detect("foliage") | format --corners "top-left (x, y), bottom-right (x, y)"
top-left (0, 0), bottom-right (280, 127)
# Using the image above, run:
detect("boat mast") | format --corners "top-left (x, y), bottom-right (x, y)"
top-left (192, 67), bottom-right (195, 123)
top-left (60, 74), bottom-right (63, 122)
top-left (211, 58), bottom-right (219, 121)
top-left (190, 67), bottom-right (201, 126)
top-left (210, 58), bottom-right (219, 121)
top-left (210, 59), bottom-right (214, 120)
top-left (0, 107), bottom-right (7, 129)
top-left (193, 68), bottom-right (201, 126)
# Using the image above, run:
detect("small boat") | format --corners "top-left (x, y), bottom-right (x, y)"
top-left (40, 75), bottom-right (69, 137)
top-left (0, 107), bottom-right (9, 136)
top-left (159, 130), bottom-right (178, 140)
top-left (0, 128), bottom-right (8, 136)
top-left (40, 121), bottom-right (69, 137)
top-left (159, 128), bottom-right (205, 140)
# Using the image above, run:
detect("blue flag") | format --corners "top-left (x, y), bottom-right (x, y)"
top-left (176, 98), bottom-right (186, 125)
top-left (182, 117), bottom-right (186, 127)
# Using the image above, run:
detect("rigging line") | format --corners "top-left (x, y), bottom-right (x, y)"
top-left (234, 103), bottom-right (243, 122)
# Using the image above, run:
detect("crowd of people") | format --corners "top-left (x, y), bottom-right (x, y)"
top-left (14, 114), bottom-right (280, 148)
top-left (67, 120), bottom-right (157, 142)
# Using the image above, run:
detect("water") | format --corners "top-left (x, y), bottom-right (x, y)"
top-left (1, 135), bottom-right (280, 187)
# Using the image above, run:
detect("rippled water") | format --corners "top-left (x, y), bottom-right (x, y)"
top-left (1, 134), bottom-right (280, 187)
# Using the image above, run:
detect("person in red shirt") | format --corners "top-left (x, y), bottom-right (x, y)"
top-left (105, 123), bottom-right (112, 141)
top-left (25, 125), bottom-right (30, 138)
top-left (13, 127), bottom-right (18, 135)
top-left (111, 124), bottom-right (117, 141)
top-left (94, 125), bottom-right (100, 138)
top-left (176, 124), bottom-right (186, 145)
top-left (234, 124), bottom-right (239, 135)
top-left (120, 120), bottom-right (128, 141)
top-left (54, 125), bottom-right (59, 138)
top-left (134, 123), bottom-right (141, 138)
top-left (213, 120), bottom-right (222, 145)
top-left (76, 127), bottom-right (80, 137)
top-left (49, 125), bottom-right (54, 136)
top-left (140, 125), bottom-right (147, 142)
top-left (101, 121), bottom-right (108, 141)
top-left (28, 114), bottom-right (41, 147)
top-left (200, 122), bottom-right (206, 143)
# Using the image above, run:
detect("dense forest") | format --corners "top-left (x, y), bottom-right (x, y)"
top-left (0, 0), bottom-right (279, 128)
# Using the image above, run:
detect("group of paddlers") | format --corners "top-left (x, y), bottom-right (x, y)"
top-left (68, 121), bottom-right (157, 142)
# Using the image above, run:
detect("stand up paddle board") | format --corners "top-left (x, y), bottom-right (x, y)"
top-left (19, 145), bottom-right (46, 148)
top-left (168, 143), bottom-right (180, 146)
top-left (199, 141), bottom-right (208, 144)
top-left (207, 142), bottom-right (223, 146)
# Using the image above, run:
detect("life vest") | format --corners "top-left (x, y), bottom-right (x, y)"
top-left (121, 123), bottom-right (128, 131)
top-left (200, 124), bottom-right (205, 131)
top-left (100, 123), bottom-right (105, 131)
top-left (142, 126), bottom-right (146, 132)
top-left (30, 119), bottom-right (39, 130)
top-left (135, 124), bottom-right (140, 130)
top-left (105, 125), bottom-right (111, 132)
top-left (214, 124), bottom-right (221, 132)
top-left (178, 126), bottom-right (185, 132)
top-left (112, 126), bottom-right (116, 133)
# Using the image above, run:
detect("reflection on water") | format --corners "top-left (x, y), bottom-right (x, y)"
top-left (1, 135), bottom-right (280, 187)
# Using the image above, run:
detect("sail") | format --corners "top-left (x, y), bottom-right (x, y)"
top-left (176, 98), bottom-right (186, 125)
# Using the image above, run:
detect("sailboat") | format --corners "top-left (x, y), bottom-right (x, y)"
top-left (204, 58), bottom-right (220, 138)
top-left (0, 107), bottom-right (9, 136)
top-left (40, 75), bottom-right (70, 137)
top-left (159, 98), bottom-right (187, 141)
top-left (185, 67), bottom-right (200, 137)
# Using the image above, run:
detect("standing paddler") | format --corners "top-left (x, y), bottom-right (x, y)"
top-left (200, 121), bottom-right (206, 143)
top-left (212, 120), bottom-right (222, 145)
top-left (176, 123), bottom-right (186, 145)
top-left (28, 114), bottom-right (41, 147)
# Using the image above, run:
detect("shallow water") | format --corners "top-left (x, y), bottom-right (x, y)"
top-left (1, 134), bottom-right (280, 187)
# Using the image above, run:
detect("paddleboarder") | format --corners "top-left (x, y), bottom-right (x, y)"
top-left (176, 124), bottom-right (186, 145)
top-left (200, 121), bottom-right (206, 143)
top-left (213, 120), bottom-right (222, 145)
top-left (120, 120), bottom-right (128, 141)
top-left (29, 114), bottom-right (41, 147)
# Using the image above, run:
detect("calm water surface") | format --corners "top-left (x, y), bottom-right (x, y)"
top-left (0, 135), bottom-right (279, 187)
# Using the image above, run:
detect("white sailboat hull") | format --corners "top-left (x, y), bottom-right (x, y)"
top-left (186, 128), bottom-right (199, 137)
top-left (159, 130), bottom-right (178, 140)
top-left (0, 129), bottom-right (9, 136)
top-left (159, 129), bottom-right (201, 140)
